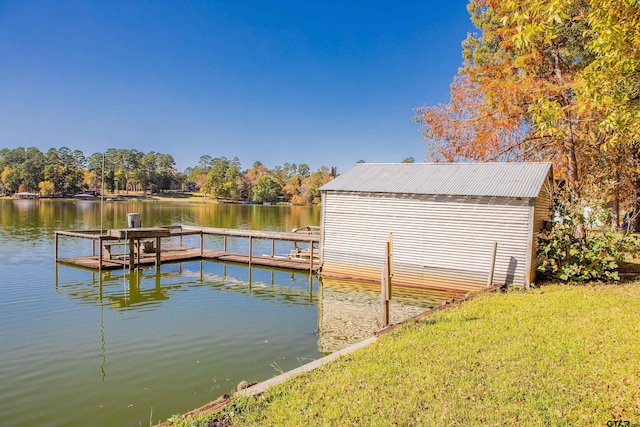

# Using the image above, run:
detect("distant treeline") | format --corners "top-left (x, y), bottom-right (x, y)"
top-left (0, 147), bottom-right (334, 205)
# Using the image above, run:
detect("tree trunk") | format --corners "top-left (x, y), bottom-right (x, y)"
top-left (611, 197), bottom-right (619, 232)
top-left (564, 133), bottom-right (585, 239)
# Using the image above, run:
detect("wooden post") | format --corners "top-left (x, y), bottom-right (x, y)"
top-left (249, 236), bottom-right (253, 266)
top-left (92, 240), bottom-right (96, 257)
top-left (55, 232), bottom-right (59, 261)
top-left (223, 236), bottom-right (227, 252)
top-left (309, 241), bottom-right (314, 272)
top-left (156, 237), bottom-right (161, 267)
top-left (200, 232), bottom-right (204, 256)
top-left (386, 234), bottom-right (393, 299)
top-left (388, 233), bottom-right (394, 275)
top-left (381, 235), bottom-right (393, 326)
top-left (487, 241), bottom-right (498, 287)
top-left (179, 232), bottom-right (183, 248)
top-left (129, 238), bottom-right (135, 270)
top-left (271, 239), bottom-right (275, 257)
top-left (381, 266), bottom-right (390, 326)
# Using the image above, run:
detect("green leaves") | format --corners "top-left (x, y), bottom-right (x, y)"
top-left (537, 190), bottom-right (639, 282)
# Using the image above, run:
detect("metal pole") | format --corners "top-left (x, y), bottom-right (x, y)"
top-left (100, 152), bottom-right (105, 234)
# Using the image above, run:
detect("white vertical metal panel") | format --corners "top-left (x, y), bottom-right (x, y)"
top-left (321, 191), bottom-right (534, 291)
top-left (319, 192), bottom-right (327, 266)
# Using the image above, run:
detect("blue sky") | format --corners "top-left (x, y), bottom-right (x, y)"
top-left (0, 1), bottom-right (474, 174)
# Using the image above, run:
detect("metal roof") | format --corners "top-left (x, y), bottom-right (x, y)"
top-left (320, 162), bottom-right (553, 198)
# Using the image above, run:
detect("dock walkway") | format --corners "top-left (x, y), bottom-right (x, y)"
top-left (55, 225), bottom-right (320, 272)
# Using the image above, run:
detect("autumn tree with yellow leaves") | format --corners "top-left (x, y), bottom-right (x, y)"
top-left (414, 0), bottom-right (640, 231)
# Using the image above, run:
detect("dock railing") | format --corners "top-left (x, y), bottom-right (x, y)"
top-left (55, 224), bottom-right (320, 273)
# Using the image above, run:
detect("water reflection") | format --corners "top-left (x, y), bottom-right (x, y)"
top-left (56, 262), bottom-right (316, 311)
top-left (56, 261), bottom-right (463, 355)
top-left (317, 278), bottom-right (462, 353)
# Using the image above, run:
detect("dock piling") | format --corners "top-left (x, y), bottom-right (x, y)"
top-left (129, 238), bottom-right (135, 270)
top-left (98, 237), bottom-right (103, 271)
top-left (156, 237), bottom-right (161, 268)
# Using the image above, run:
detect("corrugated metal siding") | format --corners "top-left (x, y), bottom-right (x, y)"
top-left (321, 192), bottom-right (534, 291)
top-left (320, 162), bottom-right (553, 199)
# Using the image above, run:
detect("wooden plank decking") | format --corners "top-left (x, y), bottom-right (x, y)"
top-left (58, 247), bottom-right (320, 271)
top-left (55, 224), bottom-right (320, 273)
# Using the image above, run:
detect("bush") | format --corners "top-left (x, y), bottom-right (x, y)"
top-left (537, 192), bottom-right (639, 282)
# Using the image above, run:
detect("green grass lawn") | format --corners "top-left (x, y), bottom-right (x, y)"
top-left (166, 282), bottom-right (640, 427)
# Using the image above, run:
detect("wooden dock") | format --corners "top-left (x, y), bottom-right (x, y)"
top-left (55, 225), bottom-right (320, 272)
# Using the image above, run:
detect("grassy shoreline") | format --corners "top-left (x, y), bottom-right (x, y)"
top-left (165, 282), bottom-right (640, 426)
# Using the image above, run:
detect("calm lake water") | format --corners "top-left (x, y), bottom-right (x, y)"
top-left (0, 199), bottom-right (457, 426)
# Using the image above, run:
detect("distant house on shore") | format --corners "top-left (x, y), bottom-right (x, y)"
top-left (15, 192), bottom-right (38, 199)
top-left (74, 193), bottom-right (97, 200)
top-left (318, 162), bottom-right (553, 291)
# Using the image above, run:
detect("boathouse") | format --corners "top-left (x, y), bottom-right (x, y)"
top-left (319, 162), bottom-right (553, 291)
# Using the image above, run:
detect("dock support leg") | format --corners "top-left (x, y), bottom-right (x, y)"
top-left (223, 236), bottom-right (227, 252)
top-left (92, 240), bottom-right (96, 257)
top-left (309, 242), bottom-right (314, 273)
top-left (271, 239), bottom-right (275, 257)
top-left (98, 238), bottom-right (103, 271)
top-left (249, 236), bottom-right (253, 266)
top-left (156, 237), bottom-right (161, 268)
top-left (55, 233), bottom-right (59, 261)
top-left (200, 232), bottom-right (204, 256)
top-left (129, 238), bottom-right (135, 270)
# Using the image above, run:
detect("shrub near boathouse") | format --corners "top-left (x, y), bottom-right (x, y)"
top-left (537, 193), bottom-right (639, 282)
